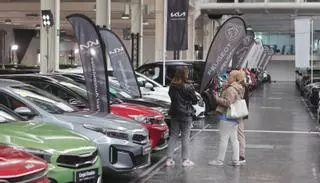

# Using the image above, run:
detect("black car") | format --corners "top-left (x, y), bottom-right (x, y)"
top-left (58, 73), bottom-right (170, 116)
top-left (136, 60), bottom-right (205, 91)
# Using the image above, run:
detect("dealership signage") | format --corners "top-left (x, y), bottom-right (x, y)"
top-left (200, 17), bottom-right (246, 92)
top-left (100, 28), bottom-right (141, 98)
top-left (166, 0), bottom-right (189, 51)
top-left (67, 14), bottom-right (110, 113)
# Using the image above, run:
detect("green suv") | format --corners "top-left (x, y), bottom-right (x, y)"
top-left (0, 105), bottom-right (102, 183)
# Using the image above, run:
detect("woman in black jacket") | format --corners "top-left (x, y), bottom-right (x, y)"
top-left (166, 67), bottom-right (198, 167)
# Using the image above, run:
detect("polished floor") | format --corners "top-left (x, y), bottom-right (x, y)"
top-left (107, 82), bottom-right (320, 183)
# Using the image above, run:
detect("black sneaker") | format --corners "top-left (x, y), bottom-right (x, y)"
top-left (239, 156), bottom-right (246, 164)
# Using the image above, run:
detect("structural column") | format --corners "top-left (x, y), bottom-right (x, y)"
top-left (186, 8), bottom-right (200, 60)
top-left (96, 0), bottom-right (111, 70)
top-left (155, 0), bottom-right (165, 61)
top-left (202, 17), bottom-right (214, 58)
top-left (54, 0), bottom-right (60, 71)
top-left (40, 0), bottom-right (56, 73)
top-left (131, 0), bottom-right (143, 66)
top-left (96, 0), bottom-right (111, 28)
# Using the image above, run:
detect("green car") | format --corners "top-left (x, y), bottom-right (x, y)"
top-left (0, 105), bottom-right (102, 183)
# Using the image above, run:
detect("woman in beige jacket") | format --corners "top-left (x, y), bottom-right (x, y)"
top-left (208, 70), bottom-right (246, 166)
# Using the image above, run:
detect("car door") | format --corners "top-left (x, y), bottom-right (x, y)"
top-left (29, 81), bottom-right (88, 109)
top-left (0, 90), bottom-right (42, 122)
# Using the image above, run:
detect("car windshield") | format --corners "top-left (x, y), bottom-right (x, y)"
top-left (0, 110), bottom-right (17, 123)
top-left (11, 85), bottom-right (77, 114)
top-left (109, 85), bottom-right (133, 99)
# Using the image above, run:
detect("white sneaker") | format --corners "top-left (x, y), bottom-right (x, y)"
top-left (166, 158), bottom-right (175, 167)
top-left (182, 159), bottom-right (194, 167)
top-left (208, 159), bottom-right (223, 166)
top-left (228, 160), bottom-right (240, 166)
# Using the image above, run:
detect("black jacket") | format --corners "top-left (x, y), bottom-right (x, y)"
top-left (168, 83), bottom-right (198, 117)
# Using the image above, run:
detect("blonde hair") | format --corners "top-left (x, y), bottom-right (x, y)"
top-left (229, 70), bottom-right (246, 83)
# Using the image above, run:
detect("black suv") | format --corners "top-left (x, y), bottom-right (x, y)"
top-left (136, 60), bottom-right (205, 91)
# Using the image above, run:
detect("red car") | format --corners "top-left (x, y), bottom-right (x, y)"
top-left (0, 145), bottom-right (49, 183)
top-left (111, 102), bottom-right (169, 150)
top-left (1, 74), bottom-right (170, 151)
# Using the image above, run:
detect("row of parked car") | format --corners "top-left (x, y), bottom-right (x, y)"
top-left (0, 62), bottom-right (270, 182)
top-left (296, 68), bottom-right (320, 123)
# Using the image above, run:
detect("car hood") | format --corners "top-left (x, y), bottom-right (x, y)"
top-left (0, 145), bottom-right (47, 178)
top-left (0, 122), bottom-right (96, 155)
top-left (111, 103), bottom-right (163, 117)
top-left (54, 112), bottom-right (145, 131)
top-left (124, 97), bottom-right (170, 108)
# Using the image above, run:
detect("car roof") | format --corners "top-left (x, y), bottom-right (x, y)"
top-left (0, 79), bottom-right (25, 87)
top-left (141, 60), bottom-right (205, 67)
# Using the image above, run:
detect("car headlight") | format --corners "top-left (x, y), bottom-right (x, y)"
top-left (83, 124), bottom-right (129, 140)
top-left (128, 114), bottom-right (152, 124)
top-left (17, 147), bottom-right (52, 163)
top-left (152, 107), bottom-right (168, 116)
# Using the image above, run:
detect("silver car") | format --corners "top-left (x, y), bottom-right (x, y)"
top-left (0, 79), bottom-right (151, 173)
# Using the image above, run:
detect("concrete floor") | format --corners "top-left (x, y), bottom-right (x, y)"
top-left (107, 82), bottom-right (320, 183)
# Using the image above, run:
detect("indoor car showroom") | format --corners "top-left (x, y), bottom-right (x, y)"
top-left (0, 0), bottom-right (319, 183)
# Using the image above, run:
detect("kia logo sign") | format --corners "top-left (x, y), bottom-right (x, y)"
top-left (224, 23), bottom-right (243, 42)
top-left (170, 11), bottom-right (186, 18)
top-left (109, 47), bottom-right (124, 55)
top-left (79, 39), bottom-right (100, 50)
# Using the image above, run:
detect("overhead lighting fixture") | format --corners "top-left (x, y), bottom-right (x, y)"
top-left (11, 44), bottom-right (18, 51)
top-left (143, 21), bottom-right (149, 26)
top-left (121, 4), bottom-right (130, 20)
top-left (41, 10), bottom-right (54, 27)
top-left (4, 19), bottom-right (12, 25)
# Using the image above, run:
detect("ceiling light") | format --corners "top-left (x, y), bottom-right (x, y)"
top-left (121, 4), bottom-right (130, 20)
top-left (11, 44), bottom-right (18, 51)
top-left (4, 19), bottom-right (12, 25)
top-left (41, 10), bottom-right (54, 27)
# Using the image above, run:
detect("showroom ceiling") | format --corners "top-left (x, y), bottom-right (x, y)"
top-left (0, 0), bottom-right (156, 36)
top-left (0, 0), bottom-right (319, 36)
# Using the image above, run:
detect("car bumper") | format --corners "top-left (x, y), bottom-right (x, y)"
top-left (148, 126), bottom-right (169, 151)
top-left (47, 158), bottom-right (102, 183)
top-left (94, 137), bottom-right (151, 173)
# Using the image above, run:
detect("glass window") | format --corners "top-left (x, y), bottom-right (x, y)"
top-left (10, 85), bottom-right (77, 114)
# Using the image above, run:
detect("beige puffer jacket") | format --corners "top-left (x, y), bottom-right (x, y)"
top-left (215, 82), bottom-right (245, 114)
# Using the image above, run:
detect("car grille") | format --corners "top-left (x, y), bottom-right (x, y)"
top-left (57, 150), bottom-right (98, 169)
top-left (2, 169), bottom-right (47, 183)
top-left (132, 134), bottom-right (148, 145)
top-left (133, 154), bottom-right (149, 167)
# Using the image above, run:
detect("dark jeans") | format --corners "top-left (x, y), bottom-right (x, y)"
top-left (167, 116), bottom-right (192, 160)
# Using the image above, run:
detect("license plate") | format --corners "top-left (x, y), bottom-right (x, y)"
top-left (142, 144), bottom-right (151, 155)
top-left (75, 168), bottom-right (98, 183)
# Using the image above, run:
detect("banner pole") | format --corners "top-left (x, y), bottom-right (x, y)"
top-left (162, 0), bottom-right (167, 86)
top-left (311, 18), bottom-right (314, 83)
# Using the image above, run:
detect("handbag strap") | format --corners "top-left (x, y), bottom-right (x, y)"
top-left (229, 85), bottom-right (243, 100)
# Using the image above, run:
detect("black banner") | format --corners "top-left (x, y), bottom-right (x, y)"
top-left (262, 47), bottom-right (274, 70)
top-left (232, 35), bottom-right (254, 69)
top-left (99, 28), bottom-right (141, 98)
top-left (67, 14), bottom-right (109, 113)
top-left (200, 17), bottom-right (246, 92)
top-left (166, 0), bottom-right (189, 51)
top-left (257, 46), bottom-right (269, 69)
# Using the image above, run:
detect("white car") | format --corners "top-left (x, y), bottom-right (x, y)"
top-left (134, 72), bottom-right (205, 119)
top-left (57, 67), bottom-right (205, 119)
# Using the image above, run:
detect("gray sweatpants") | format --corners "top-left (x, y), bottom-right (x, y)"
top-left (167, 116), bottom-right (192, 160)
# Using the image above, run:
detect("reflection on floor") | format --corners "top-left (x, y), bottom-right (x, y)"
top-left (141, 82), bottom-right (320, 183)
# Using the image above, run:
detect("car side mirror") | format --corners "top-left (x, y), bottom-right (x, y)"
top-left (69, 99), bottom-right (86, 108)
top-left (14, 107), bottom-right (36, 119)
top-left (145, 82), bottom-right (153, 89)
